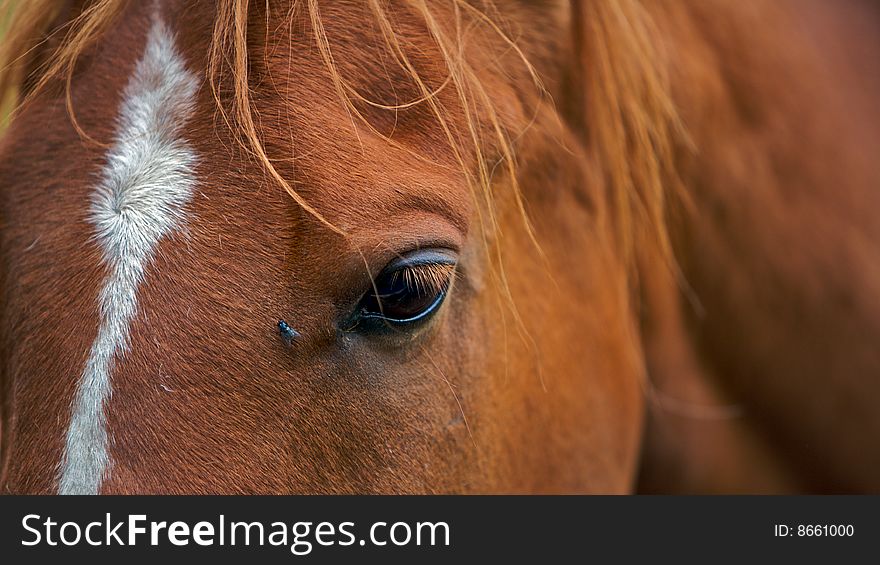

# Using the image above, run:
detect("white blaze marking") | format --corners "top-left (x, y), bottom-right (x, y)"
top-left (58, 13), bottom-right (199, 495)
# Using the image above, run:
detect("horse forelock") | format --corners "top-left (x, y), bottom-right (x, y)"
top-left (0, 0), bottom-right (684, 269)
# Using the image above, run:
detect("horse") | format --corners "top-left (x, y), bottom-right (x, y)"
top-left (0, 0), bottom-right (877, 494)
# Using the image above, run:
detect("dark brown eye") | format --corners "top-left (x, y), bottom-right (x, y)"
top-left (355, 249), bottom-right (456, 330)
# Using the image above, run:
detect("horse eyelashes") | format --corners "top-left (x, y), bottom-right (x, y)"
top-left (388, 263), bottom-right (455, 297)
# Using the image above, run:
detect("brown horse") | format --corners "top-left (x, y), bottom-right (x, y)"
top-left (0, 0), bottom-right (877, 494)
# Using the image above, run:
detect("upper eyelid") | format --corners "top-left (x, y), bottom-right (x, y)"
top-left (382, 248), bottom-right (458, 271)
top-left (370, 248), bottom-right (458, 293)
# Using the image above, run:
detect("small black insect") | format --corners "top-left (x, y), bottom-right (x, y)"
top-left (278, 320), bottom-right (300, 344)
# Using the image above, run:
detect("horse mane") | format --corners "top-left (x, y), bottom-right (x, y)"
top-left (0, 0), bottom-right (683, 267)
top-left (572, 1), bottom-right (685, 268)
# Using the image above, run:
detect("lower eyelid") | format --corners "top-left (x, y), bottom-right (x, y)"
top-left (360, 287), bottom-right (449, 326)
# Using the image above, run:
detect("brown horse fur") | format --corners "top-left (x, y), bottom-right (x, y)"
top-left (0, 0), bottom-right (878, 493)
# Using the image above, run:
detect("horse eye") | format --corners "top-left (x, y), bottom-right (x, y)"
top-left (354, 249), bottom-right (456, 331)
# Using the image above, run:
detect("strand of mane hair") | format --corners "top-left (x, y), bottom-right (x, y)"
top-left (571, 0), bottom-right (688, 272)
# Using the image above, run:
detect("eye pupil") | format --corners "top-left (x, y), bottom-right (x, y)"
top-left (367, 271), bottom-right (444, 320)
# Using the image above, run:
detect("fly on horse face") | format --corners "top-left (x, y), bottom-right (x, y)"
top-left (0, 0), bottom-right (878, 494)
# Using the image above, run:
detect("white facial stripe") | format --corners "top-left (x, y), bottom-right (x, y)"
top-left (58, 13), bottom-right (199, 495)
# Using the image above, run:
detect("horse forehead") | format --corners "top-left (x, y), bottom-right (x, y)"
top-left (290, 143), bottom-right (472, 236)
top-left (55, 4), bottom-right (202, 495)
top-left (166, 0), bottom-right (474, 232)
